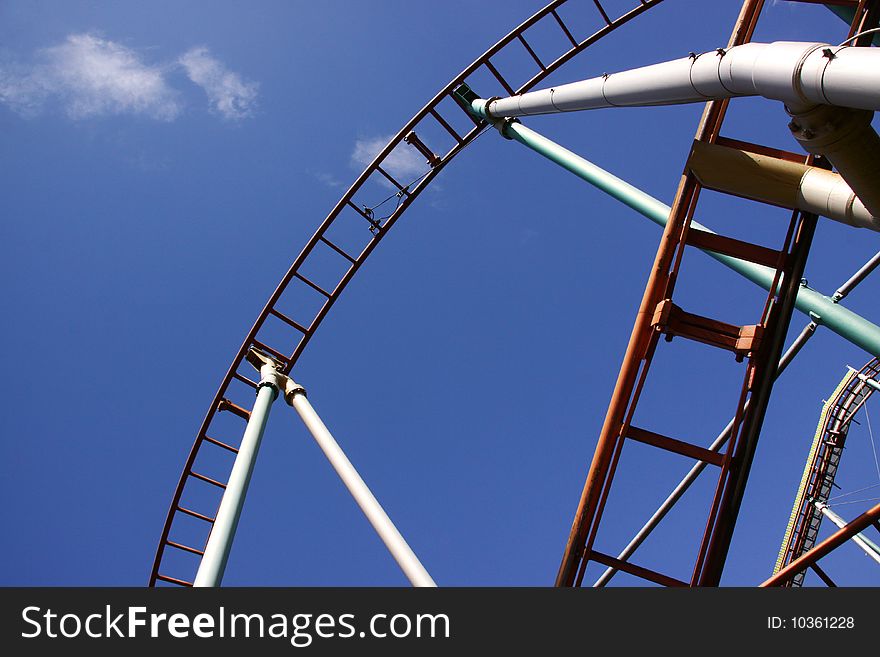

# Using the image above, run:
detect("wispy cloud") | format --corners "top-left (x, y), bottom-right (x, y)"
top-left (0, 34), bottom-right (259, 122)
top-left (312, 171), bottom-right (344, 189)
top-left (179, 47), bottom-right (257, 120)
top-left (0, 34), bottom-right (180, 120)
top-left (351, 135), bottom-right (427, 187)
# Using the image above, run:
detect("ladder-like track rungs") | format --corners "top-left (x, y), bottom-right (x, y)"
top-left (318, 236), bottom-right (357, 264)
top-left (550, 9), bottom-right (579, 48)
top-left (588, 550), bottom-right (688, 587)
top-left (652, 300), bottom-right (762, 357)
top-left (165, 540), bottom-right (205, 557)
top-left (627, 425), bottom-right (725, 466)
top-left (155, 574), bottom-right (193, 587)
top-left (231, 372), bottom-right (258, 389)
top-left (592, 0), bottom-right (613, 26)
top-left (269, 307), bottom-right (311, 333)
top-left (176, 506), bottom-right (215, 523)
top-left (218, 398), bottom-right (251, 420)
top-left (687, 228), bottom-right (784, 270)
top-left (375, 166), bottom-right (411, 195)
top-left (429, 108), bottom-right (464, 144)
top-left (188, 471), bottom-right (227, 489)
top-left (251, 338), bottom-right (292, 365)
top-left (293, 272), bottom-right (333, 299)
top-left (204, 435), bottom-right (239, 454)
top-left (484, 59), bottom-right (515, 96)
top-left (517, 34), bottom-right (546, 71)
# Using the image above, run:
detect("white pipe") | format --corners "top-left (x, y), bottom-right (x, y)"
top-left (787, 102), bottom-right (880, 219)
top-left (815, 501), bottom-right (880, 566)
top-left (799, 167), bottom-right (879, 231)
top-left (285, 384), bottom-right (436, 587)
top-left (478, 41), bottom-right (880, 220)
top-left (483, 42), bottom-right (880, 117)
top-left (688, 140), bottom-right (880, 231)
top-left (195, 372), bottom-right (279, 587)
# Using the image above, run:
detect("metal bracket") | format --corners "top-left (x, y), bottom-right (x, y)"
top-left (245, 347), bottom-right (308, 405)
top-left (283, 377), bottom-right (307, 405)
top-left (245, 348), bottom-right (284, 398)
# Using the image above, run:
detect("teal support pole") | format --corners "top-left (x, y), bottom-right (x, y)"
top-left (194, 368), bottom-right (279, 587)
top-left (456, 86), bottom-right (880, 358)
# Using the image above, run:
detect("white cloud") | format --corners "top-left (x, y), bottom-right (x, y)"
top-left (179, 47), bottom-right (257, 120)
top-left (0, 33), bottom-right (180, 120)
top-left (313, 171), bottom-right (344, 189)
top-left (351, 135), bottom-right (427, 187)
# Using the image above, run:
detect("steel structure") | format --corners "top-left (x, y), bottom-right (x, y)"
top-left (774, 357), bottom-right (880, 585)
top-left (150, 0), bottom-right (667, 588)
top-left (150, 0), bottom-right (880, 587)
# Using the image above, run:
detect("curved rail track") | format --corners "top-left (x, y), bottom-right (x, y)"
top-left (150, 0), bottom-right (665, 587)
top-left (774, 357), bottom-right (880, 586)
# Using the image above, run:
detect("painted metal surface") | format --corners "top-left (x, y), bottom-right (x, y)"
top-left (194, 378), bottom-right (278, 587)
top-left (454, 99), bottom-right (880, 359)
top-left (761, 502), bottom-right (880, 586)
top-left (475, 42), bottom-right (880, 117)
top-left (688, 140), bottom-right (879, 231)
top-left (774, 356), bottom-right (880, 585)
top-left (151, 0), bottom-right (667, 586)
top-left (594, 320), bottom-right (817, 586)
top-left (815, 502), bottom-right (880, 565)
top-left (152, 0), bottom-right (880, 588)
top-left (549, 0), bottom-right (817, 587)
top-left (286, 386), bottom-right (436, 587)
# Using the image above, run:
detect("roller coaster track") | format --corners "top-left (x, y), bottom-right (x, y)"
top-left (149, 0), bottom-right (665, 587)
top-left (774, 357), bottom-right (880, 586)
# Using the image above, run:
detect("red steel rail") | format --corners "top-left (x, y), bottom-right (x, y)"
top-left (557, 0), bottom-right (821, 587)
top-left (557, 0), bottom-right (878, 587)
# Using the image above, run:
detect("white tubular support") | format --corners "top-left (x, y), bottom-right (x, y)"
top-left (787, 103), bottom-right (880, 218)
top-left (814, 501), bottom-right (880, 566)
top-left (194, 363), bottom-right (282, 587)
top-left (480, 41), bottom-right (880, 221)
top-left (799, 167), bottom-right (879, 231)
top-left (284, 382), bottom-right (437, 588)
top-left (688, 140), bottom-right (880, 231)
top-left (483, 42), bottom-right (880, 117)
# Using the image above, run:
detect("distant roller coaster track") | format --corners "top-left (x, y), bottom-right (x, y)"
top-left (775, 357), bottom-right (880, 586)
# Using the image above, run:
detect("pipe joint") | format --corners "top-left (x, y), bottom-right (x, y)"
top-left (787, 103), bottom-right (880, 218)
top-left (495, 116), bottom-right (520, 139)
top-left (257, 364), bottom-right (282, 400)
top-left (283, 378), bottom-right (307, 405)
top-left (786, 103), bottom-right (874, 153)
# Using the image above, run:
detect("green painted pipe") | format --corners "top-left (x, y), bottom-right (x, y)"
top-left (463, 95), bottom-right (880, 357)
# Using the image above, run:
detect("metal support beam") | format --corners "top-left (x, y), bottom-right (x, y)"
top-left (850, 367), bottom-right (880, 393)
top-left (595, 250), bottom-right (878, 585)
top-left (761, 502), bottom-right (880, 585)
top-left (283, 381), bottom-right (436, 588)
top-left (594, 320), bottom-right (816, 585)
top-left (451, 86), bottom-right (880, 359)
top-left (194, 357), bottom-right (281, 587)
top-left (825, 4), bottom-right (880, 46)
top-left (815, 501), bottom-right (880, 564)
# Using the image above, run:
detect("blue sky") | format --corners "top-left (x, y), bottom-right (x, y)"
top-left (2, 0), bottom-right (879, 587)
